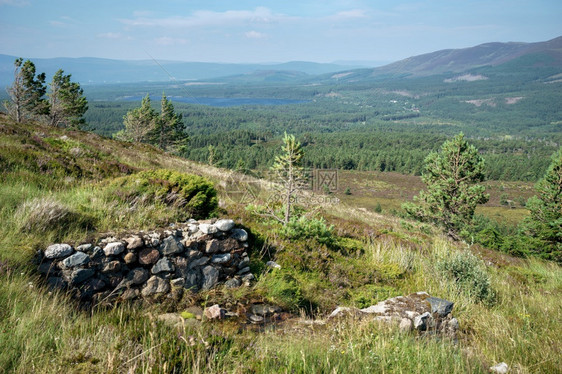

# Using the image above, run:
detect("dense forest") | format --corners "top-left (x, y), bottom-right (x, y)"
top-left (79, 70), bottom-right (561, 181)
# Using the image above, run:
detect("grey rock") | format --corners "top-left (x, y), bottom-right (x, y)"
top-left (199, 223), bottom-right (218, 234)
top-left (38, 261), bottom-right (56, 275)
top-left (183, 269), bottom-right (200, 290)
top-left (90, 247), bottom-right (104, 261)
top-left (238, 256), bottom-right (250, 269)
top-left (141, 276), bottom-right (170, 297)
top-left (138, 248), bottom-right (160, 265)
top-left (214, 219), bottom-right (235, 232)
top-left (62, 251), bottom-right (90, 268)
top-left (212, 253), bottom-right (231, 264)
top-left (251, 304), bottom-right (281, 316)
top-left (448, 317), bottom-right (459, 331)
top-left (413, 312), bottom-right (432, 331)
top-left (45, 244), bottom-right (74, 259)
top-left (224, 278), bottom-right (242, 288)
top-left (121, 288), bottom-right (140, 300)
top-left (249, 314), bottom-right (264, 323)
top-left (70, 268), bottom-right (95, 285)
top-left (188, 256), bottom-right (209, 269)
top-left (266, 261), bottom-right (281, 269)
top-left (231, 228), bottom-right (248, 241)
top-left (117, 268), bottom-right (149, 289)
top-left (103, 242), bottom-right (125, 256)
top-left (160, 236), bottom-right (184, 255)
top-left (201, 266), bottom-right (219, 290)
top-left (328, 306), bottom-right (361, 318)
top-left (399, 318), bottom-right (413, 332)
top-left (427, 296), bottom-right (454, 317)
top-left (124, 236), bottom-right (143, 250)
top-left (152, 257), bottom-right (175, 274)
top-left (241, 273), bottom-right (255, 282)
top-left (76, 243), bottom-right (93, 252)
top-left (171, 278), bottom-right (185, 287)
top-left (47, 276), bottom-right (66, 289)
top-left (237, 266), bottom-right (251, 275)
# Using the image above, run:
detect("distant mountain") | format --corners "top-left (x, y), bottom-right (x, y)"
top-left (317, 36), bottom-right (562, 83)
top-left (0, 55), bottom-right (365, 86)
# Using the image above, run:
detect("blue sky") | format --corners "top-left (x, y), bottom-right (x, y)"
top-left (1, 0), bottom-right (561, 63)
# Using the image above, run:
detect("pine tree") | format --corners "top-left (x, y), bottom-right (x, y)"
top-left (150, 93), bottom-right (189, 153)
top-left (270, 133), bottom-right (308, 225)
top-left (522, 147), bottom-right (562, 260)
top-left (403, 133), bottom-right (489, 240)
top-left (3, 58), bottom-right (48, 122)
top-left (117, 94), bottom-right (157, 143)
top-left (48, 69), bottom-right (88, 128)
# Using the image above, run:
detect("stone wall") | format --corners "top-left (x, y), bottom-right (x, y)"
top-left (37, 219), bottom-right (253, 303)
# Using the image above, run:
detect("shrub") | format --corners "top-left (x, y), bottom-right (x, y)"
top-left (106, 169), bottom-right (218, 220)
top-left (278, 216), bottom-right (335, 246)
top-left (437, 251), bottom-right (495, 304)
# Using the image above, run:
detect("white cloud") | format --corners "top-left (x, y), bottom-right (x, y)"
top-left (154, 36), bottom-right (188, 46)
top-left (332, 9), bottom-right (368, 19)
top-left (97, 32), bottom-right (133, 41)
top-left (120, 7), bottom-right (281, 28)
top-left (245, 30), bottom-right (266, 39)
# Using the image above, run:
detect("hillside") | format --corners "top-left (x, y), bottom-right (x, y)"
top-left (0, 115), bottom-right (561, 373)
top-left (319, 36), bottom-right (562, 82)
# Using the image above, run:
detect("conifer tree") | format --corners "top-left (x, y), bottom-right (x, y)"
top-left (403, 133), bottom-right (489, 240)
top-left (117, 94), bottom-right (157, 143)
top-left (521, 147), bottom-right (562, 260)
top-left (3, 58), bottom-right (48, 122)
top-left (48, 69), bottom-right (88, 128)
top-left (150, 93), bottom-right (189, 153)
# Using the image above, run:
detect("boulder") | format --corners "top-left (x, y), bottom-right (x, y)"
top-left (211, 253), bottom-right (231, 264)
top-left (214, 219), bottom-right (235, 232)
top-left (201, 266), bottom-right (219, 290)
top-left (103, 242), bottom-right (125, 256)
top-left (427, 296), bottom-right (454, 317)
top-left (69, 268), bottom-right (95, 285)
top-left (141, 276), bottom-right (170, 297)
top-left (199, 223), bottom-right (218, 235)
top-left (160, 236), bottom-right (184, 255)
top-left (152, 257), bottom-right (175, 274)
top-left (231, 228), bottom-right (248, 241)
top-left (76, 243), bottom-right (93, 252)
top-left (45, 244), bottom-right (73, 259)
top-left (62, 252), bottom-right (90, 268)
top-left (124, 236), bottom-right (143, 250)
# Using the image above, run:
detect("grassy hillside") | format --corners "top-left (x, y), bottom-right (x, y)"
top-left (0, 115), bottom-right (561, 373)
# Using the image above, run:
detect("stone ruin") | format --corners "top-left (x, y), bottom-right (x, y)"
top-left (36, 218), bottom-right (253, 304)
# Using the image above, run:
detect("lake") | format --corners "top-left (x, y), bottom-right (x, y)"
top-left (119, 96), bottom-right (309, 107)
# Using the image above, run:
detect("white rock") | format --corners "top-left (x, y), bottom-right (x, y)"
top-left (214, 219), bottom-right (235, 232)
top-left (490, 362), bottom-right (509, 374)
top-left (231, 228), bottom-right (248, 241)
top-left (44, 244), bottom-right (73, 259)
top-left (360, 301), bottom-right (388, 314)
top-left (199, 223), bottom-right (218, 234)
top-left (266, 261), bottom-right (281, 269)
top-left (103, 242), bottom-right (125, 256)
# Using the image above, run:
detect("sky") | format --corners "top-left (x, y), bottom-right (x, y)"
top-left (1, 0), bottom-right (561, 64)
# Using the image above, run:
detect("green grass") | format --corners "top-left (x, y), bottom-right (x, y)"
top-left (0, 115), bottom-right (561, 373)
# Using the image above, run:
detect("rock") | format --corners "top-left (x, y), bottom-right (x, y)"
top-left (121, 288), bottom-right (139, 300)
top-left (413, 312), bottom-right (432, 331)
top-left (201, 266), bottom-right (219, 290)
top-left (224, 278), bottom-right (241, 288)
top-left (45, 244), bottom-right (74, 259)
top-left (199, 223), bottom-right (218, 234)
top-left (160, 236), bottom-right (184, 255)
top-left (399, 318), bottom-right (413, 332)
top-left (138, 248), bottom-right (160, 265)
top-left (231, 228), bottom-right (248, 241)
top-left (249, 314), bottom-right (264, 323)
top-left (101, 260), bottom-right (121, 273)
top-left (211, 253), bottom-right (231, 264)
top-left (47, 276), bottom-right (66, 289)
top-left (204, 304), bottom-right (225, 320)
top-left (70, 268), bottom-right (95, 285)
top-left (38, 261), bottom-right (56, 275)
top-left (188, 256), bottom-right (209, 269)
top-left (181, 239), bottom-right (199, 250)
top-left (238, 256), bottom-right (250, 269)
top-left (489, 362), bottom-right (509, 374)
top-left (251, 304), bottom-right (281, 316)
top-left (123, 252), bottom-right (137, 264)
top-left (214, 219), bottom-right (235, 232)
top-left (117, 268), bottom-right (149, 289)
top-left (124, 236), bottom-right (143, 250)
top-left (103, 242), bottom-right (125, 256)
top-left (141, 276), bottom-right (170, 297)
top-left (360, 302), bottom-right (389, 315)
top-left (218, 238), bottom-right (240, 252)
top-left (448, 317), bottom-right (459, 331)
top-left (426, 296), bottom-right (454, 317)
top-left (76, 243), bottom-right (93, 252)
top-left (171, 278), bottom-right (185, 287)
top-left (183, 269), bottom-right (200, 290)
top-left (152, 257), bottom-right (175, 274)
top-left (84, 277), bottom-right (106, 292)
top-left (328, 306), bottom-right (361, 318)
top-left (266, 261), bottom-right (281, 269)
top-left (157, 313), bottom-right (183, 327)
top-left (62, 252), bottom-right (90, 268)
top-left (90, 246), bottom-right (104, 261)
top-left (237, 266), bottom-right (250, 275)
top-left (205, 239), bottom-right (220, 254)
top-left (241, 273), bottom-right (254, 282)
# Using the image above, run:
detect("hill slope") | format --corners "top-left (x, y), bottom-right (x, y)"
top-left (0, 115), bottom-right (560, 373)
